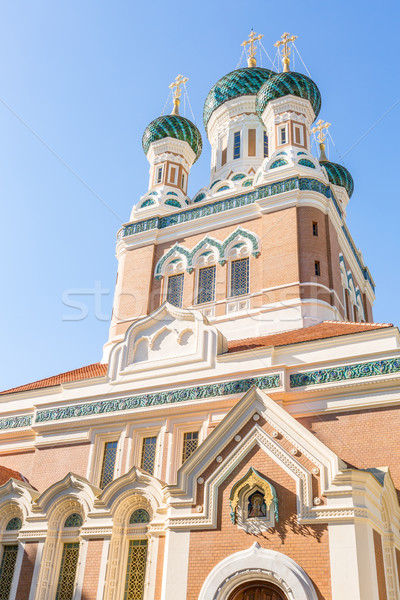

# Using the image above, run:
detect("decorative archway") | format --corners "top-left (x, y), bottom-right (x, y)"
top-left (198, 543), bottom-right (318, 600)
top-left (228, 581), bottom-right (286, 600)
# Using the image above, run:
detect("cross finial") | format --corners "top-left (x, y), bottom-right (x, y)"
top-left (274, 32), bottom-right (298, 72)
top-left (169, 75), bottom-right (189, 116)
top-left (311, 119), bottom-right (331, 161)
top-left (241, 30), bottom-right (264, 68)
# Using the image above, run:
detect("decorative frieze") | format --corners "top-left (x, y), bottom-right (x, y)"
top-left (35, 374), bottom-right (281, 424)
top-left (290, 357), bottom-right (400, 388)
top-left (0, 415), bottom-right (32, 430)
top-left (120, 177), bottom-right (332, 240)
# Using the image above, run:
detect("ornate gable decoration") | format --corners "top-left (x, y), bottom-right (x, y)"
top-left (108, 303), bottom-right (227, 382)
top-left (229, 467), bottom-right (278, 532)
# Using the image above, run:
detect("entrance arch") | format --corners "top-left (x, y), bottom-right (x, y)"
top-left (228, 581), bottom-right (287, 600)
top-left (198, 543), bottom-right (318, 600)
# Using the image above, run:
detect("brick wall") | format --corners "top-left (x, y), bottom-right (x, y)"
top-left (298, 405), bottom-right (400, 499)
top-left (0, 442), bottom-right (91, 493)
top-left (81, 538), bottom-right (104, 600)
top-left (187, 444), bottom-right (331, 600)
top-left (15, 542), bottom-right (37, 600)
top-left (373, 530), bottom-right (388, 600)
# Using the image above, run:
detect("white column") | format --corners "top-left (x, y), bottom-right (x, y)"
top-left (96, 538), bottom-right (110, 600)
top-left (161, 530), bottom-right (190, 600)
top-left (75, 538), bottom-right (88, 600)
top-left (29, 541), bottom-right (44, 600)
top-left (329, 521), bottom-right (379, 600)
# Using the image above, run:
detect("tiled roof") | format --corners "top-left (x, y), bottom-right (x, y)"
top-left (227, 321), bottom-right (393, 353)
top-left (0, 322), bottom-right (394, 396)
top-left (0, 466), bottom-right (25, 486)
top-left (0, 363), bottom-right (108, 396)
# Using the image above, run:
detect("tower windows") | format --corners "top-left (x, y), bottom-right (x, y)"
top-left (197, 266), bottom-right (216, 304)
top-left (233, 131), bottom-right (241, 159)
top-left (166, 273), bottom-right (184, 307)
top-left (263, 132), bottom-right (269, 158)
top-left (99, 440), bottom-right (118, 489)
top-left (293, 123), bottom-right (304, 145)
top-left (182, 431), bottom-right (199, 463)
top-left (314, 261), bottom-right (321, 276)
top-left (124, 539), bottom-right (148, 600)
top-left (278, 126), bottom-right (287, 145)
top-left (230, 258), bottom-right (249, 297)
top-left (248, 129), bottom-right (256, 157)
top-left (55, 542), bottom-right (80, 600)
top-left (181, 172), bottom-right (186, 190)
top-left (140, 436), bottom-right (157, 475)
top-left (221, 134), bottom-right (228, 166)
top-left (0, 545), bottom-right (18, 600)
top-left (156, 166), bottom-right (163, 184)
top-left (312, 222), bottom-right (319, 236)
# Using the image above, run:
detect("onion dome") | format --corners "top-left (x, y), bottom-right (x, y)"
top-left (256, 71), bottom-right (321, 120)
top-left (320, 159), bottom-right (354, 198)
top-left (203, 67), bottom-right (275, 128)
top-left (142, 115), bottom-right (202, 163)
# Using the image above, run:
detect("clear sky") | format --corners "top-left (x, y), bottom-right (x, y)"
top-left (0, 0), bottom-right (399, 391)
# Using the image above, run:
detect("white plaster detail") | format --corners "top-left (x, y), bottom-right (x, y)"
top-left (198, 543), bottom-right (318, 600)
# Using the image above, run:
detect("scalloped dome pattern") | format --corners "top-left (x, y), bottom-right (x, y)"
top-left (321, 160), bottom-right (354, 197)
top-left (256, 71), bottom-right (321, 119)
top-left (203, 67), bottom-right (275, 128)
top-left (142, 115), bottom-right (202, 162)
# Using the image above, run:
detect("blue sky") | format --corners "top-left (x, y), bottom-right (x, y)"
top-left (0, 1), bottom-right (399, 390)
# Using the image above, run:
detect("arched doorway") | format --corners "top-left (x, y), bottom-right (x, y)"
top-left (229, 581), bottom-right (287, 600)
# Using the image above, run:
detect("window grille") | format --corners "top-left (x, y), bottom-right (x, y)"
top-left (129, 509), bottom-right (150, 524)
top-left (233, 132), bottom-right (241, 159)
top-left (197, 266), bottom-right (216, 304)
top-left (64, 513), bottom-right (83, 528)
top-left (124, 540), bottom-right (148, 600)
top-left (140, 437), bottom-right (157, 475)
top-left (6, 517), bottom-right (22, 531)
top-left (263, 132), bottom-right (269, 157)
top-left (55, 543), bottom-right (80, 600)
top-left (280, 127), bottom-right (287, 145)
top-left (230, 258), bottom-right (249, 297)
top-left (312, 222), bottom-right (318, 236)
top-left (182, 432), bottom-right (199, 463)
top-left (99, 440), bottom-right (118, 489)
top-left (314, 261), bottom-right (321, 276)
top-left (0, 545), bottom-right (18, 599)
top-left (166, 274), bottom-right (184, 307)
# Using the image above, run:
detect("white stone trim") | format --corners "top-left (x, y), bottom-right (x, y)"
top-left (161, 530), bottom-right (190, 600)
top-left (198, 542), bottom-right (318, 600)
top-left (28, 540), bottom-right (44, 600)
top-left (96, 538), bottom-right (110, 600)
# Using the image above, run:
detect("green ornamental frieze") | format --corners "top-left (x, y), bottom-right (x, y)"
top-left (0, 415), bottom-right (32, 431)
top-left (35, 374), bottom-right (281, 424)
top-left (290, 357), bottom-right (400, 388)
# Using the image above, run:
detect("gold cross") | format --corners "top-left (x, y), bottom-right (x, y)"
top-left (241, 30), bottom-right (264, 68)
top-left (169, 75), bottom-right (189, 115)
top-left (274, 32), bottom-right (298, 72)
top-left (311, 119), bottom-right (331, 143)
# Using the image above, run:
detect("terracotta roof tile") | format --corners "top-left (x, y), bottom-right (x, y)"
top-left (0, 363), bottom-right (108, 396)
top-left (227, 321), bottom-right (393, 353)
top-left (0, 322), bottom-right (394, 395)
top-left (0, 465), bottom-right (25, 486)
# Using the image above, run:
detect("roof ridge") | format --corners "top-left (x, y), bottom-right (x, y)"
top-left (322, 320), bottom-right (393, 327)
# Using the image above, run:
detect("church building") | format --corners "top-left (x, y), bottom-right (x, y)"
top-left (0, 32), bottom-right (399, 600)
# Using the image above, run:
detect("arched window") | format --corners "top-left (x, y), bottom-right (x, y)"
top-left (5, 517), bottom-right (22, 531)
top-left (129, 509), bottom-right (150, 524)
top-left (230, 258), bottom-right (249, 297)
top-left (197, 266), bottom-right (216, 304)
top-left (64, 513), bottom-right (83, 528)
top-left (166, 273), bottom-right (184, 307)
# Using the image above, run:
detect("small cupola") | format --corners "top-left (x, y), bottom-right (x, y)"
top-left (142, 75), bottom-right (202, 195)
top-left (256, 33), bottom-right (321, 156)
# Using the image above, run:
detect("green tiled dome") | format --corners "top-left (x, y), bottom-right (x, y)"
top-left (203, 67), bottom-right (275, 129)
top-left (256, 72), bottom-right (321, 119)
top-left (320, 160), bottom-right (354, 197)
top-left (142, 115), bottom-right (202, 162)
